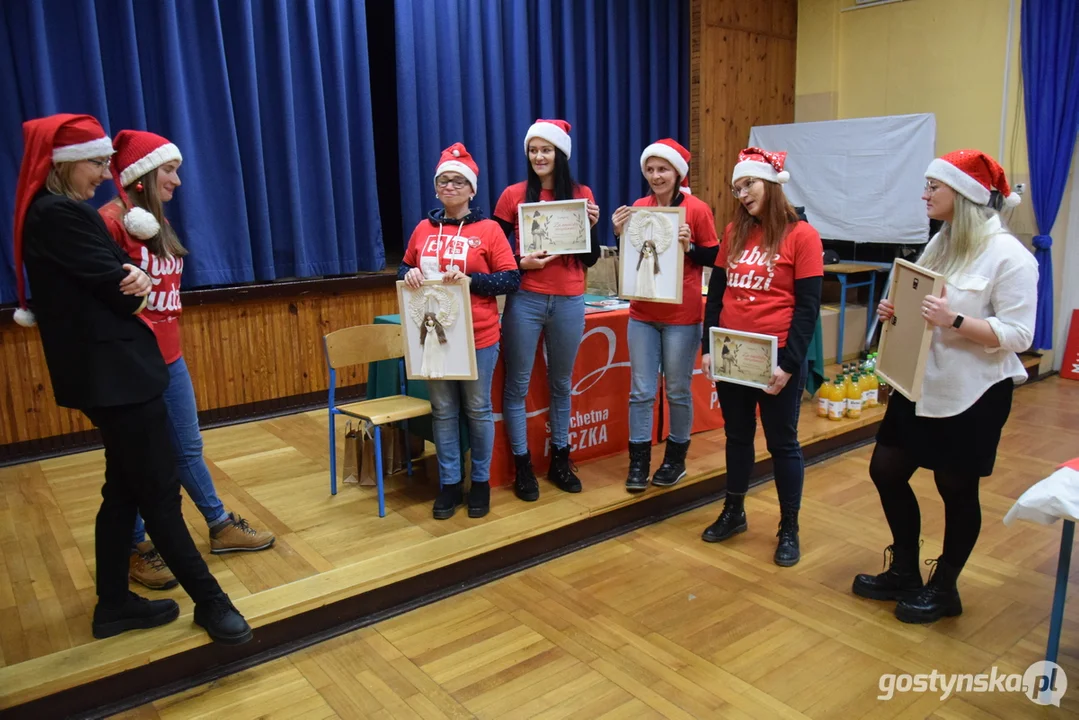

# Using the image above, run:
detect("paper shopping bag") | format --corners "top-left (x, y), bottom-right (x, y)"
top-left (586, 246), bottom-right (619, 296)
top-left (341, 422), bottom-right (361, 484)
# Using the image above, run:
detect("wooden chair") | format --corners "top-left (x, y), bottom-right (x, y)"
top-left (323, 324), bottom-right (431, 517)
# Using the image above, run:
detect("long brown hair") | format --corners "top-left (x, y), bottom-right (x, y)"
top-left (125, 168), bottom-right (188, 258)
top-left (727, 180), bottom-right (799, 266)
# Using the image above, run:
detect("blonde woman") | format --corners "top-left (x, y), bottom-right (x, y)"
top-left (852, 150), bottom-right (1037, 624)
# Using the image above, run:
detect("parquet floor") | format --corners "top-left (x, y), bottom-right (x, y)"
top-left (1, 369), bottom-right (883, 709)
top-left (113, 377), bottom-right (1079, 719)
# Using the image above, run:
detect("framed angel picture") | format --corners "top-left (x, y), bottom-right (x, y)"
top-left (396, 279), bottom-right (477, 381)
top-left (517, 198), bottom-right (590, 255)
top-left (618, 206), bottom-right (686, 304)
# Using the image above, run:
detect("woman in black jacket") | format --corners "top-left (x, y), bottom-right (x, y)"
top-left (12, 114), bottom-right (250, 644)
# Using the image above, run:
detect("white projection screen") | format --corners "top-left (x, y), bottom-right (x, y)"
top-left (748, 114), bottom-right (936, 244)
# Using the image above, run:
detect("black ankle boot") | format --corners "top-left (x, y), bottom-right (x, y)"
top-left (852, 545), bottom-right (924, 601)
top-left (625, 441), bottom-right (652, 492)
top-left (549, 445), bottom-right (582, 493)
top-left (701, 493), bottom-right (747, 542)
top-left (774, 505), bottom-right (800, 567)
top-left (194, 595), bottom-right (253, 645)
top-left (433, 483), bottom-right (463, 520)
top-left (468, 481), bottom-right (490, 518)
top-left (895, 557), bottom-right (963, 624)
top-left (651, 439), bottom-right (689, 487)
top-left (92, 591), bottom-right (180, 639)
top-left (513, 452), bottom-right (540, 502)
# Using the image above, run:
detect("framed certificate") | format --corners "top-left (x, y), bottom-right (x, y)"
top-left (397, 279), bottom-right (478, 381)
top-left (876, 258), bottom-right (944, 402)
top-left (708, 327), bottom-right (778, 390)
top-left (619, 206), bottom-right (685, 304)
top-left (517, 198), bottom-right (590, 255)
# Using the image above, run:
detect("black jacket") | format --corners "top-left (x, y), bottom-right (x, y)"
top-left (22, 192), bottom-right (168, 410)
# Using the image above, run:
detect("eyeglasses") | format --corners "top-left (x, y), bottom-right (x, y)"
top-left (86, 158), bottom-right (111, 169)
top-left (436, 177), bottom-right (469, 189)
top-left (924, 181), bottom-right (942, 195)
top-left (731, 178), bottom-right (761, 198)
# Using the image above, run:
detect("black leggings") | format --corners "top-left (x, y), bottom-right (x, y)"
top-left (869, 443), bottom-right (982, 569)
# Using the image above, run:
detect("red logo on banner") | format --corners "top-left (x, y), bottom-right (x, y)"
top-left (1061, 309), bottom-right (1079, 382)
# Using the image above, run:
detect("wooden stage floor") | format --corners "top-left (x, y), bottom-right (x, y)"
top-left (0, 375), bottom-right (1071, 715)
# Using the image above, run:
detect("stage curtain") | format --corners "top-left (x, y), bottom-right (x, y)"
top-left (392, 0), bottom-right (688, 248)
top-left (1021, 0), bottom-right (1079, 349)
top-left (0, 0), bottom-right (385, 304)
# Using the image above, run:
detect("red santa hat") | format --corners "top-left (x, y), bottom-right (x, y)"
top-left (925, 149), bottom-right (1021, 208)
top-left (433, 142), bottom-right (479, 193)
top-left (524, 119), bottom-right (572, 159)
top-left (12, 113), bottom-right (114, 327)
top-left (732, 147), bottom-right (789, 185)
top-left (640, 138), bottom-right (692, 194)
top-left (109, 130), bottom-right (183, 240)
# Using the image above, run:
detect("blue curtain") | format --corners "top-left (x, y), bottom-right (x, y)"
top-left (0, 0), bottom-right (385, 305)
top-left (1021, 0), bottom-right (1079, 350)
top-left (393, 0), bottom-right (688, 247)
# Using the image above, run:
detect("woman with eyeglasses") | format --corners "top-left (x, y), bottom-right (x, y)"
top-left (852, 150), bottom-right (1036, 623)
top-left (611, 139), bottom-right (719, 493)
top-left (98, 130), bottom-right (274, 593)
top-left (493, 119), bottom-right (601, 501)
top-left (12, 114), bottom-right (251, 644)
top-left (699, 148), bottom-right (823, 568)
top-left (400, 143), bottom-right (520, 519)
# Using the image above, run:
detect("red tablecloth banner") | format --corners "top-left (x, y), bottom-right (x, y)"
top-left (489, 308), bottom-right (723, 486)
top-left (1061, 309), bottom-right (1079, 381)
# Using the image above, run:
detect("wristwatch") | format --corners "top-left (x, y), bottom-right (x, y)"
top-left (952, 314), bottom-right (965, 329)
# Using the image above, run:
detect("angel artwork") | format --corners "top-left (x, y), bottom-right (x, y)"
top-left (407, 285), bottom-right (459, 379)
top-left (627, 211), bottom-right (673, 300)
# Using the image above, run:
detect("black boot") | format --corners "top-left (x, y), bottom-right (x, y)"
top-left (852, 545), bottom-right (924, 601)
top-left (774, 505), bottom-right (800, 567)
top-left (549, 445), bottom-right (582, 493)
top-left (433, 482), bottom-right (463, 520)
top-left (651, 439), bottom-right (689, 487)
top-left (92, 591), bottom-right (180, 639)
top-left (895, 557), bottom-right (963, 624)
top-left (625, 441), bottom-right (652, 492)
top-left (468, 481), bottom-right (490, 518)
top-left (513, 452), bottom-right (540, 502)
top-left (193, 595), bottom-right (253, 645)
top-left (701, 492), bottom-right (747, 542)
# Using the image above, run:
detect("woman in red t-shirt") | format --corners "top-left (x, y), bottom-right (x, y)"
top-left (100, 131), bottom-right (275, 592)
top-left (400, 143), bottom-right (520, 520)
top-left (699, 148), bottom-right (823, 568)
top-left (611, 139), bottom-right (719, 493)
top-left (492, 119), bottom-right (601, 502)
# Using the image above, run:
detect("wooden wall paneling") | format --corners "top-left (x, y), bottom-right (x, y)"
top-left (696, 0), bottom-right (797, 224)
top-left (1, 283), bottom-right (399, 451)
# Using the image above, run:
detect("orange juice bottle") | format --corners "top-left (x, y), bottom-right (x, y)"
top-left (863, 372), bottom-right (880, 408)
top-left (817, 378), bottom-right (831, 418)
top-left (828, 376), bottom-right (847, 420)
top-left (846, 374), bottom-right (863, 418)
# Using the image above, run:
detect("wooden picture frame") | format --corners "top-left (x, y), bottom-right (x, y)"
top-left (517, 198), bottom-right (590, 255)
top-left (619, 206), bottom-right (685, 304)
top-left (876, 258), bottom-right (944, 402)
top-left (708, 327), bottom-right (778, 390)
top-left (397, 279), bottom-right (478, 381)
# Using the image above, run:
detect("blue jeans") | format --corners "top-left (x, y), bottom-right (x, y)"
top-left (502, 290), bottom-right (585, 454)
top-left (428, 343), bottom-right (500, 486)
top-left (628, 319), bottom-right (701, 444)
top-left (132, 357), bottom-right (229, 546)
top-left (718, 352), bottom-right (808, 508)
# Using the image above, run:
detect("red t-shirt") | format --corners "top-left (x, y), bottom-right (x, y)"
top-left (402, 216), bottom-right (517, 349)
top-left (493, 181), bottom-right (595, 296)
top-left (99, 202), bottom-right (185, 364)
top-left (629, 193), bottom-right (719, 326)
top-left (715, 221), bottom-right (824, 346)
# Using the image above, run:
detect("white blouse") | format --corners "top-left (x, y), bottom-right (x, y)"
top-left (916, 215), bottom-right (1039, 418)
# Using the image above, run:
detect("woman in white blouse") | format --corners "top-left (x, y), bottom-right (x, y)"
top-left (852, 150), bottom-right (1038, 624)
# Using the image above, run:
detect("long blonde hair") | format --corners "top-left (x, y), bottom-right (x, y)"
top-left (45, 162), bottom-right (79, 199)
top-left (918, 193), bottom-right (1001, 278)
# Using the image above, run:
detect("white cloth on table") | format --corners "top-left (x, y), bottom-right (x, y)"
top-left (1003, 466), bottom-right (1079, 527)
